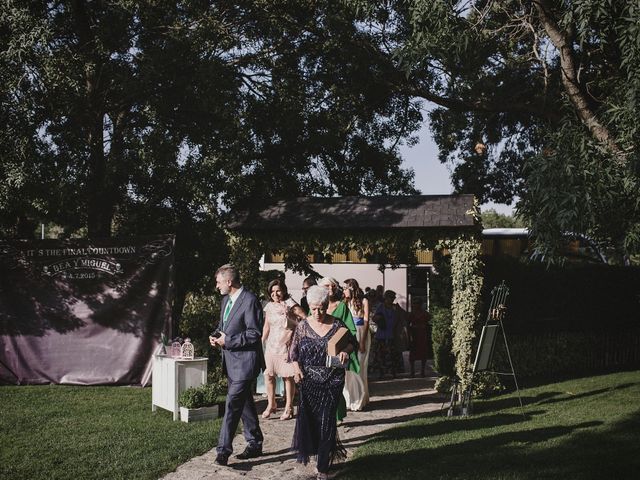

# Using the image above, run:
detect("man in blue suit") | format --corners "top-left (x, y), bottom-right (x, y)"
top-left (210, 264), bottom-right (264, 466)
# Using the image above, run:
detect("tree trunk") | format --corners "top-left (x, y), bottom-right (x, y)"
top-left (533, 0), bottom-right (625, 164)
top-left (86, 115), bottom-right (113, 238)
top-left (171, 288), bottom-right (187, 340)
top-left (72, 0), bottom-right (115, 238)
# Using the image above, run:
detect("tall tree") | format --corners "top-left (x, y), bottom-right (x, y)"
top-left (481, 208), bottom-right (526, 228)
top-left (1, 1), bottom-right (420, 235)
top-left (2, 1), bottom-right (242, 239)
top-left (351, 0), bottom-right (640, 260)
top-left (1, 0), bottom-right (422, 302)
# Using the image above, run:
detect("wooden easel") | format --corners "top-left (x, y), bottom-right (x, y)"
top-left (447, 281), bottom-right (525, 417)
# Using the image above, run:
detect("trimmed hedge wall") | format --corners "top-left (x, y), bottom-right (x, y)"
top-left (484, 257), bottom-right (640, 378)
top-left (431, 256), bottom-right (640, 382)
top-left (483, 256), bottom-right (640, 334)
top-left (492, 329), bottom-right (640, 379)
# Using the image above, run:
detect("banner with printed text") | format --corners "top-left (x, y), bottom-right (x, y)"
top-left (0, 235), bottom-right (175, 385)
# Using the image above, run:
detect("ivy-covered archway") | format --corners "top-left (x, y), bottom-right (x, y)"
top-left (227, 195), bottom-right (484, 390)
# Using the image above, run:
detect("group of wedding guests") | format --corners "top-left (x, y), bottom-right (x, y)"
top-left (210, 264), bottom-right (431, 480)
top-left (261, 276), bottom-right (369, 424)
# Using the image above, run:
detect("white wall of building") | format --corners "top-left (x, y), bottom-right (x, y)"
top-left (262, 262), bottom-right (409, 310)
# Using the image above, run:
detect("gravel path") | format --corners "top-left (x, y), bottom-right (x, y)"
top-left (161, 369), bottom-right (445, 480)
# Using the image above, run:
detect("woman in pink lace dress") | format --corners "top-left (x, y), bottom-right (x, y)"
top-left (262, 279), bottom-right (306, 420)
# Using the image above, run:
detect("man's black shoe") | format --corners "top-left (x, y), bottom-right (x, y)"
top-left (214, 453), bottom-right (229, 466)
top-left (235, 446), bottom-right (262, 460)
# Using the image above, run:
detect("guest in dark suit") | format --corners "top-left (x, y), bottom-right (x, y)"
top-left (210, 264), bottom-right (265, 466)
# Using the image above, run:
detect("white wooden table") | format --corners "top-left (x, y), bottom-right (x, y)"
top-left (151, 355), bottom-right (208, 420)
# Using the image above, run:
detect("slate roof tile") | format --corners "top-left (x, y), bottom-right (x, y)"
top-left (227, 194), bottom-right (477, 231)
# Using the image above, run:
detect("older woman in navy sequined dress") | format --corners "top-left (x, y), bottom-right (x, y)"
top-left (289, 285), bottom-right (357, 480)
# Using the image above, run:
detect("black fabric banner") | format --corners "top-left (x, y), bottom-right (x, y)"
top-left (0, 235), bottom-right (175, 385)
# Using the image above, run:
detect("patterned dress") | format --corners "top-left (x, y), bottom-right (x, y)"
top-left (372, 304), bottom-right (401, 376)
top-left (289, 317), bottom-right (357, 473)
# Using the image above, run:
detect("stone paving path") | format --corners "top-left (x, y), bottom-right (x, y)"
top-left (161, 370), bottom-right (445, 480)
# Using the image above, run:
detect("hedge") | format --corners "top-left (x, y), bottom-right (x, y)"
top-left (482, 256), bottom-right (640, 334)
top-left (492, 329), bottom-right (640, 379)
top-left (431, 305), bottom-right (455, 377)
top-left (483, 257), bottom-right (640, 378)
top-left (431, 256), bottom-right (640, 384)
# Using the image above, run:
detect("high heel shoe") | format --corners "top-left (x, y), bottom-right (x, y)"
top-left (261, 407), bottom-right (277, 419)
top-left (279, 407), bottom-right (294, 420)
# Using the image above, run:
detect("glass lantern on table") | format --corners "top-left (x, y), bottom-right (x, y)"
top-left (181, 338), bottom-right (194, 359)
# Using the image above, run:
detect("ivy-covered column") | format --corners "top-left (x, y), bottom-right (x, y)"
top-left (448, 234), bottom-right (484, 390)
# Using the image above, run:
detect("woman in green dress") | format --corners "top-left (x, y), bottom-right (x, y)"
top-left (318, 277), bottom-right (360, 423)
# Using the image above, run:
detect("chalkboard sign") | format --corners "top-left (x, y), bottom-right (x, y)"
top-left (472, 324), bottom-right (500, 372)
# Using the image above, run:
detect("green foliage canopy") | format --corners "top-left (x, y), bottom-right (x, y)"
top-left (1, 0), bottom-right (423, 297)
top-left (481, 208), bottom-right (526, 228)
top-left (349, 0), bottom-right (640, 259)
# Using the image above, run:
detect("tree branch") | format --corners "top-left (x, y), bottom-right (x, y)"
top-left (533, 0), bottom-right (625, 163)
top-left (404, 80), bottom-right (559, 120)
top-left (352, 23), bottom-right (561, 122)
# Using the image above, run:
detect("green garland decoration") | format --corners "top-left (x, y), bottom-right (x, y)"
top-left (446, 234), bottom-right (484, 390)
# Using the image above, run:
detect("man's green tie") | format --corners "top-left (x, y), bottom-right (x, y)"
top-left (223, 299), bottom-right (233, 328)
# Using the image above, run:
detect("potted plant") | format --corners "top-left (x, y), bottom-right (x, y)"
top-left (179, 383), bottom-right (223, 423)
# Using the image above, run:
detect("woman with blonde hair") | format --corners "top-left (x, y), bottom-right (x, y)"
top-left (342, 278), bottom-right (370, 410)
top-left (261, 279), bottom-right (306, 420)
top-left (289, 285), bottom-right (357, 480)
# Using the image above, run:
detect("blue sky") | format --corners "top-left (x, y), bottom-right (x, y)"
top-left (398, 120), bottom-right (516, 216)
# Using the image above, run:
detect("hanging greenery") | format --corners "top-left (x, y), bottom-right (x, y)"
top-left (446, 234), bottom-right (484, 390)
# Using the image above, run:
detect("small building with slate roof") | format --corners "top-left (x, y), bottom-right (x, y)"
top-left (228, 194), bottom-right (479, 312)
top-left (227, 194), bottom-right (477, 232)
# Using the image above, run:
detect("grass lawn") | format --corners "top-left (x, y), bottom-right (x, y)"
top-left (3, 372), bottom-right (639, 480)
top-left (343, 370), bottom-right (640, 480)
top-left (0, 385), bottom-right (220, 480)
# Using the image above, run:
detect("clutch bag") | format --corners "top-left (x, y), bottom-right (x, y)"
top-left (325, 354), bottom-right (348, 369)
